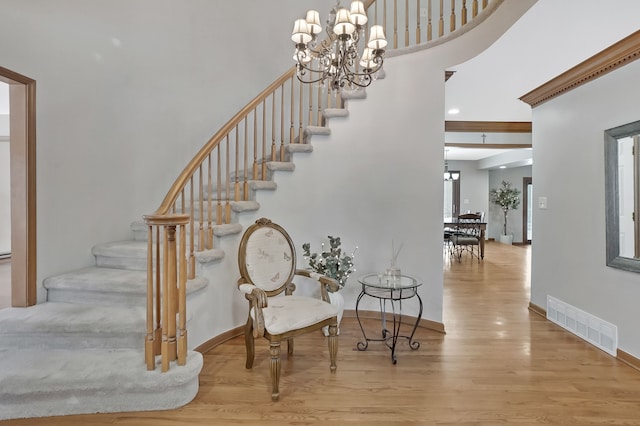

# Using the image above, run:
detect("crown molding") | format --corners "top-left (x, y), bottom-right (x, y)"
top-left (445, 121), bottom-right (531, 133)
top-left (520, 29), bottom-right (640, 108)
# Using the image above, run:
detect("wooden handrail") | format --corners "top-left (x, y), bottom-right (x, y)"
top-left (153, 68), bottom-right (297, 216)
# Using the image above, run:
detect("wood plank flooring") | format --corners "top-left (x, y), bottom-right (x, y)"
top-left (5, 241), bottom-right (640, 425)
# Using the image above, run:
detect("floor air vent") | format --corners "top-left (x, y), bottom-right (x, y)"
top-left (546, 295), bottom-right (618, 356)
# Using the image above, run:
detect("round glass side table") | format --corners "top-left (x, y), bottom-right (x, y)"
top-left (355, 273), bottom-right (423, 364)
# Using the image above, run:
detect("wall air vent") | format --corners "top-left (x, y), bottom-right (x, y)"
top-left (546, 295), bottom-right (618, 356)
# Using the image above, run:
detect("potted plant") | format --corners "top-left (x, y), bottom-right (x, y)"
top-left (489, 180), bottom-right (521, 244)
top-left (302, 236), bottom-right (357, 335)
top-left (302, 236), bottom-right (356, 289)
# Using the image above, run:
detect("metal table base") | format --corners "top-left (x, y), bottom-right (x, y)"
top-left (355, 274), bottom-right (423, 364)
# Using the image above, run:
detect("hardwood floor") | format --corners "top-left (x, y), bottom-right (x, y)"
top-left (5, 241), bottom-right (640, 425)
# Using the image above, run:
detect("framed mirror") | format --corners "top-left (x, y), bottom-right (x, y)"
top-left (605, 119), bottom-right (640, 272)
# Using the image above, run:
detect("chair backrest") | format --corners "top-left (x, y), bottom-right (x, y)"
top-left (457, 213), bottom-right (482, 237)
top-left (458, 213), bottom-right (481, 222)
top-left (238, 218), bottom-right (296, 296)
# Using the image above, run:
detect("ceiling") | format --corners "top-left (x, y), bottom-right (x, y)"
top-left (443, 0), bottom-right (640, 164)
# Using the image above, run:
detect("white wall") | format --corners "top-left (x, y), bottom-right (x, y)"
top-left (488, 165), bottom-right (531, 242)
top-left (0, 0), bottom-right (326, 301)
top-left (531, 58), bottom-right (640, 358)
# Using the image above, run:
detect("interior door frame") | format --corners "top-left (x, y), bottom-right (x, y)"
top-left (0, 66), bottom-right (37, 307)
top-left (522, 176), bottom-right (532, 245)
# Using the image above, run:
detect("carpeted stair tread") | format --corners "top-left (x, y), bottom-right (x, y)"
top-left (231, 200), bottom-right (260, 210)
top-left (92, 240), bottom-right (147, 258)
top-left (44, 267), bottom-right (148, 294)
top-left (43, 267), bottom-right (209, 306)
top-left (92, 240), bottom-right (147, 270)
top-left (0, 302), bottom-right (145, 335)
top-left (287, 143), bottom-right (314, 154)
top-left (323, 108), bottom-right (349, 119)
top-left (0, 348), bottom-right (203, 420)
top-left (340, 88), bottom-right (367, 100)
top-left (213, 222), bottom-right (243, 236)
top-left (267, 161), bottom-right (295, 172)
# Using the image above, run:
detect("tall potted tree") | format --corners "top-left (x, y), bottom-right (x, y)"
top-left (490, 180), bottom-right (521, 244)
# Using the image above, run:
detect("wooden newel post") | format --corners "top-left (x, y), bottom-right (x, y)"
top-left (143, 213), bottom-right (190, 372)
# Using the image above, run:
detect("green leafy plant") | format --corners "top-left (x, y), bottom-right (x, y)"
top-left (490, 180), bottom-right (521, 236)
top-left (302, 236), bottom-right (356, 289)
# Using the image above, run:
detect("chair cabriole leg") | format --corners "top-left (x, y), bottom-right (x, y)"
top-left (270, 342), bottom-right (281, 401)
top-left (328, 324), bottom-right (338, 372)
top-left (245, 316), bottom-right (255, 369)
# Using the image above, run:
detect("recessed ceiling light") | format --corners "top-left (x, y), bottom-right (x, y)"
top-left (499, 166), bottom-right (507, 169)
top-left (447, 108), bottom-right (460, 115)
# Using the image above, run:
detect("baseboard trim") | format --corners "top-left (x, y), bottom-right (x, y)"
top-left (194, 309), bottom-right (446, 354)
top-left (617, 349), bottom-right (640, 372)
top-left (528, 301), bottom-right (640, 371)
top-left (528, 301), bottom-right (546, 318)
top-left (194, 326), bottom-right (244, 354)
top-left (343, 309), bottom-right (446, 334)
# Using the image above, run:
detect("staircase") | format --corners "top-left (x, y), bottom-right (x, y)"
top-left (0, 239), bottom-right (208, 419)
top-left (0, 89), bottom-right (359, 421)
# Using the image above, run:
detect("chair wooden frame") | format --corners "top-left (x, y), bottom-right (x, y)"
top-left (237, 218), bottom-right (339, 400)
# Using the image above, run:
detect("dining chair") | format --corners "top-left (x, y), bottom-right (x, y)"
top-left (450, 213), bottom-right (482, 262)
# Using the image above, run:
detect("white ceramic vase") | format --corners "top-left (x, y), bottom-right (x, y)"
top-left (499, 234), bottom-right (513, 245)
top-left (323, 291), bottom-right (344, 336)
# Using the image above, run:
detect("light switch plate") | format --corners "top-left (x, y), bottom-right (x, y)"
top-left (538, 196), bottom-right (548, 209)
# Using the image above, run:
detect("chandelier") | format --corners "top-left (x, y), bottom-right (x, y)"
top-left (291, 1), bottom-right (387, 91)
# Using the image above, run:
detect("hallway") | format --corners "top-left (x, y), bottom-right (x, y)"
top-left (5, 241), bottom-right (640, 425)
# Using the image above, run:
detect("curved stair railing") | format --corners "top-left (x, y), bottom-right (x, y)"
top-left (143, 0), bottom-right (498, 371)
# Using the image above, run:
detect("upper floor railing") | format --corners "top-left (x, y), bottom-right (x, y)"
top-left (369, 0), bottom-right (491, 48)
top-left (143, 0), bottom-right (499, 372)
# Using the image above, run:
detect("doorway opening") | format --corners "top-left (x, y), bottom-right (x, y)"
top-left (0, 66), bottom-right (37, 307)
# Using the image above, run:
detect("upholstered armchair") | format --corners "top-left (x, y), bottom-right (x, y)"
top-left (237, 218), bottom-right (339, 401)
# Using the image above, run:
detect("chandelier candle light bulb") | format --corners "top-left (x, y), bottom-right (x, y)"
top-left (291, 1), bottom-right (386, 91)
